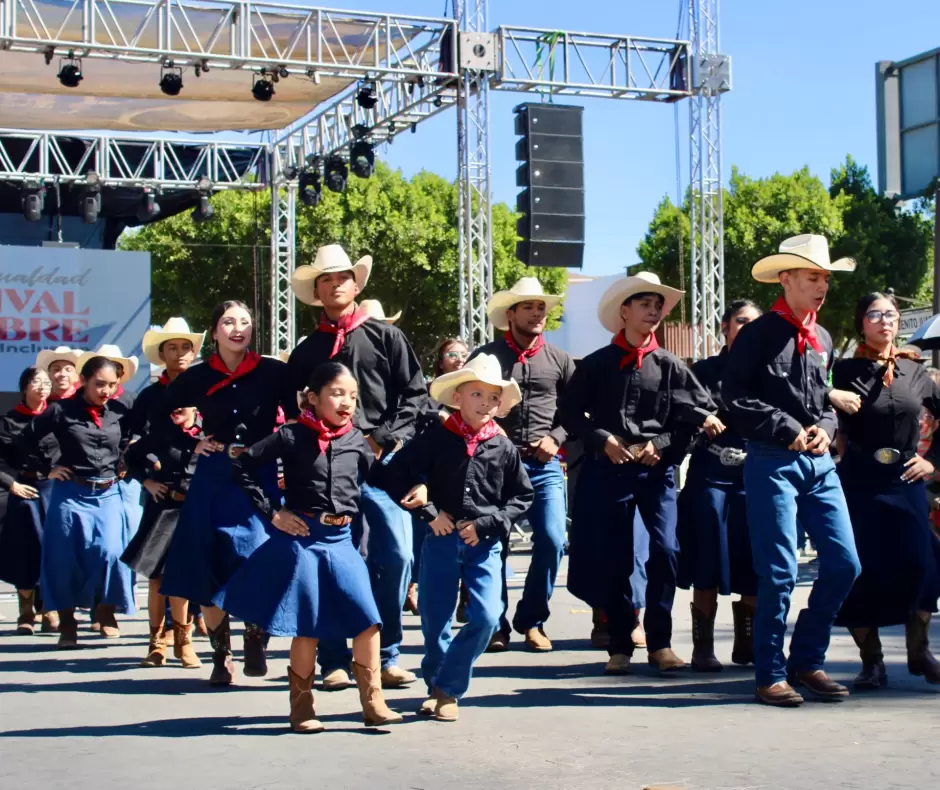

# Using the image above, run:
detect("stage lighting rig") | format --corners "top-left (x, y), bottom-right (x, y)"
top-left (298, 166), bottom-right (322, 207)
top-left (159, 64), bottom-right (183, 96)
top-left (350, 139), bottom-right (375, 179)
top-left (57, 56), bottom-right (83, 88)
top-left (21, 181), bottom-right (45, 222)
top-left (252, 72), bottom-right (275, 102)
top-left (192, 177), bottom-right (214, 222)
top-left (356, 81), bottom-right (378, 110)
top-left (137, 189), bottom-right (161, 222)
top-left (80, 171), bottom-right (101, 224)
top-left (324, 156), bottom-right (348, 193)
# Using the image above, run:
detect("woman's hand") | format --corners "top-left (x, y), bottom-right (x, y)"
top-left (195, 436), bottom-right (223, 457)
top-left (456, 521), bottom-right (480, 547)
top-left (400, 484), bottom-right (429, 510)
top-left (603, 435), bottom-right (632, 465)
top-left (429, 512), bottom-right (456, 536)
top-left (702, 415), bottom-right (726, 439)
top-left (143, 479), bottom-right (168, 502)
top-left (48, 466), bottom-right (73, 481)
top-left (272, 508), bottom-right (310, 537)
top-left (902, 455), bottom-right (935, 483)
top-left (633, 441), bottom-right (662, 467)
top-left (829, 388), bottom-right (862, 415)
top-left (10, 481), bottom-right (39, 499)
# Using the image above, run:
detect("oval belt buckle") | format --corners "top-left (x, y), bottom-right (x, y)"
top-left (719, 447), bottom-right (745, 467)
top-left (873, 447), bottom-right (900, 465)
top-left (227, 444), bottom-right (244, 460)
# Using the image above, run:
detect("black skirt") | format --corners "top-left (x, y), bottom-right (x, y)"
top-left (121, 496), bottom-right (184, 580)
top-left (0, 480), bottom-right (52, 590)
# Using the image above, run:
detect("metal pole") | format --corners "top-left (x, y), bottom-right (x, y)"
top-left (933, 181), bottom-right (940, 369)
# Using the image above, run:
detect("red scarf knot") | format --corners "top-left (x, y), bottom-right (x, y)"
top-left (50, 383), bottom-right (78, 402)
top-left (771, 296), bottom-right (823, 355)
top-left (504, 331), bottom-right (544, 365)
top-left (14, 400), bottom-right (47, 417)
top-left (86, 403), bottom-right (105, 428)
top-left (180, 421), bottom-right (201, 438)
top-left (854, 342), bottom-right (919, 387)
top-left (444, 412), bottom-right (505, 457)
top-left (317, 307), bottom-right (371, 359)
top-left (158, 371), bottom-right (171, 386)
top-left (298, 409), bottom-right (354, 453)
top-left (612, 331), bottom-right (659, 370)
top-left (206, 351), bottom-right (262, 397)
top-left (110, 384), bottom-right (124, 401)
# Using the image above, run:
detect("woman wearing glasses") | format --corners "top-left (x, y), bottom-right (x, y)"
top-left (830, 292), bottom-right (940, 688)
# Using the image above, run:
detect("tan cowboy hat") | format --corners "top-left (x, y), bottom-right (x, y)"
top-left (291, 244), bottom-right (373, 307)
top-left (597, 271), bottom-right (683, 334)
top-left (141, 317), bottom-right (205, 367)
top-left (36, 346), bottom-right (81, 371)
top-left (278, 335), bottom-right (308, 363)
top-left (76, 344), bottom-right (139, 384)
top-left (359, 299), bottom-right (401, 324)
top-left (486, 276), bottom-right (563, 332)
top-left (430, 353), bottom-right (522, 416)
top-left (751, 234), bottom-right (856, 284)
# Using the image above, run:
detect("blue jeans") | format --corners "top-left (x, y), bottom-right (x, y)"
top-left (744, 442), bottom-right (861, 687)
top-left (318, 454), bottom-right (413, 673)
top-left (420, 531), bottom-right (502, 698)
top-left (631, 511), bottom-right (649, 609)
top-left (498, 457), bottom-right (567, 634)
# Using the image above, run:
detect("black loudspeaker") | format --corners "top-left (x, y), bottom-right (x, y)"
top-left (514, 103), bottom-right (584, 268)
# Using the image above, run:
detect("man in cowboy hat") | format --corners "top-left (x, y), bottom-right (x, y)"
top-left (36, 346), bottom-right (81, 401)
top-left (471, 276), bottom-right (574, 652)
top-left (562, 271), bottom-right (720, 676)
top-left (287, 243), bottom-right (426, 691)
top-left (723, 233), bottom-right (861, 707)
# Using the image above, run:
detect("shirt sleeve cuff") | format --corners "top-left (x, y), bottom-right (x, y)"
top-left (0, 470), bottom-right (15, 489)
top-left (591, 429), bottom-right (612, 451)
top-left (548, 427), bottom-right (567, 447)
top-left (370, 426), bottom-right (393, 450)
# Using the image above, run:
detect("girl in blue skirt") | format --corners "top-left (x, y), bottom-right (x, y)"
top-left (216, 361), bottom-right (401, 732)
top-left (19, 355), bottom-right (137, 648)
top-left (0, 366), bottom-right (57, 634)
top-left (677, 300), bottom-right (761, 671)
top-left (831, 292), bottom-right (940, 689)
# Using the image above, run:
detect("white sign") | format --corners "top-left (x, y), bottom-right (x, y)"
top-left (899, 307), bottom-right (933, 338)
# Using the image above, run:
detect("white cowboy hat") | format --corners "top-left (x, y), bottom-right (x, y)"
top-left (76, 344), bottom-right (139, 384)
top-left (597, 271), bottom-right (683, 334)
top-left (751, 234), bottom-right (856, 284)
top-left (359, 299), bottom-right (401, 324)
top-left (36, 346), bottom-right (81, 371)
top-left (141, 317), bottom-right (205, 367)
top-left (486, 276), bottom-right (563, 332)
top-left (430, 353), bottom-right (522, 416)
top-left (291, 244), bottom-right (373, 307)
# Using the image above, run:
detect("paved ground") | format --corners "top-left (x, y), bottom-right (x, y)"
top-left (1, 553), bottom-right (938, 790)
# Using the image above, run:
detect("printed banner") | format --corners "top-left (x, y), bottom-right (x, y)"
top-left (0, 245), bottom-right (151, 392)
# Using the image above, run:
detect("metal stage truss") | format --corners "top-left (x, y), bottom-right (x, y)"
top-left (0, 0), bottom-right (728, 358)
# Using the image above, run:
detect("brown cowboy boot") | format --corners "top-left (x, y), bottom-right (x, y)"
top-left (95, 604), bottom-right (120, 638)
top-left (352, 661), bottom-right (403, 726)
top-left (40, 610), bottom-right (60, 633)
top-left (173, 621), bottom-right (202, 669)
top-left (403, 583), bottom-right (419, 615)
top-left (207, 614), bottom-right (235, 686)
top-left (57, 609), bottom-right (79, 649)
top-left (287, 667), bottom-right (324, 733)
top-left (731, 600), bottom-right (755, 666)
top-left (243, 623), bottom-right (268, 677)
top-left (849, 627), bottom-right (886, 690)
top-left (16, 590), bottom-right (36, 635)
top-left (690, 604), bottom-right (722, 672)
top-left (141, 626), bottom-right (168, 667)
top-left (906, 611), bottom-right (940, 684)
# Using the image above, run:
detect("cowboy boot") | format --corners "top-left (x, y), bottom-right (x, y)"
top-left (173, 621), bottom-right (203, 669)
top-left (141, 626), bottom-right (168, 667)
top-left (287, 667), bottom-right (324, 733)
top-left (16, 591), bottom-right (36, 635)
top-left (731, 600), bottom-right (755, 666)
top-left (40, 609), bottom-right (60, 633)
top-left (352, 661), bottom-right (403, 726)
top-left (690, 604), bottom-right (723, 672)
top-left (207, 614), bottom-right (235, 686)
top-left (95, 603), bottom-right (120, 638)
top-left (906, 611), bottom-right (940, 684)
top-left (243, 623), bottom-right (269, 677)
top-left (849, 627), bottom-right (886, 689)
top-left (631, 609), bottom-right (647, 649)
top-left (591, 609), bottom-right (610, 650)
top-left (57, 609), bottom-right (79, 649)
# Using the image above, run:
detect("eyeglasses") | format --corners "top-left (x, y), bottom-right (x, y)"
top-left (865, 310), bottom-right (900, 325)
top-left (443, 351), bottom-right (468, 361)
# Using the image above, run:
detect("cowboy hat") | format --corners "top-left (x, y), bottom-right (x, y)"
top-left (359, 299), bottom-right (401, 324)
top-left (76, 344), bottom-right (139, 384)
top-left (278, 335), bottom-right (308, 363)
top-left (430, 353), bottom-right (522, 416)
top-left (751, 234), bottom-right (856, 284)
top-left (486, 276), bottom-right (563, 332)
top-left (36, 346), bottom-right (81, 371)
top-left (141, 317), bottom-right (205, 367)
top-left (291, 244), bottom-right (373, 307)
top-left (597, 271), bottom-right (683, 334)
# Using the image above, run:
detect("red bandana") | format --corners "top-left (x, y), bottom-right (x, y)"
top-left (14, 400), bottom-right (46, 417)
top-left (298, 409), bottom-right (354, 453)
top-left (206, 351), bottom-right (262, 397)
top-left (771, 296), bottom-right (823, 355)
top-left (110, 385), bottom-right (124, 401)
top-left (50, 383), bottom-right (78, 401)
top-left (318, 307), bottom-right (371, 359)
top-left (86, 403), bottom-right (105, 428)
top-left (180, 417), bottom-right (202, 438)
top-left (158, 371), bottom-right (171, 386)
top-left (612, 331), bottom-right (659, 370)
top-left (444, 412), bottom-right (505, 457)
top-left (504, 332), bottom-right (544, 365)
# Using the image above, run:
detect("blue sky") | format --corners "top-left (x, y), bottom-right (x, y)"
top-left (320, 0), bottom-right (940, 276)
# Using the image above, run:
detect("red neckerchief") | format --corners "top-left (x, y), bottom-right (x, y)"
top-left (85, 402), bottom-right (105, 428)
top-left (612, 331), bottom-right (659, 370)
top-left (180, 417), bottom-right (202, 438)
top-left (49, 383), bottom-right (78, 401)
top-left (855, 342), bottom-right (919, 387)
top-left (444, 412), bottom-right (505, 457)
top-left (275, 406), bottom-right (286, 428)
top-left (771, 295), bottom-right (823, 355)
top-left (504, 331), bottom-right (544, 365)
top-left (317, 307), bottom-right (370, 359)
top-left (206, 351), bottom-right (262, 397)
top-left (110, 385), bottom-right (124, 401)
top-left (298, 409), bottom-right (354, 453)
top-left (14, 400), bottom-right (46, 417)
top-left (158, 371), bottom-right (171, 386)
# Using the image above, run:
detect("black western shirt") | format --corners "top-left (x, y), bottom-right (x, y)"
top-left (124, 418), bottom-right (203, 493)
top-left (691, 350), bottom-right (746, 452)
top-left (0, 409), bottom-right (60, 488)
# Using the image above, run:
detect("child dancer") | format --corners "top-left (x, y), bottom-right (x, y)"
top-left (215, 362), bottom-right (402, 732)
top-left (381, 353), bottom-right (534, 722)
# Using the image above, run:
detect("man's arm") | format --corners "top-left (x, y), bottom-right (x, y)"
top-left (370, 328), bottom-right (427, 451)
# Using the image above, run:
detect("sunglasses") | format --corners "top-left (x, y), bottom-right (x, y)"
top-left (443, 351), bottom-right (468, 361)
top-left (865, 310), bottom-right (899, 325)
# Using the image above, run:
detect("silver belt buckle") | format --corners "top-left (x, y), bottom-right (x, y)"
top-left (227, 443), bottom-right (245, 459)
top-left (719, 447), bottom-right (746, 467)
top-left (873, 447), bottom-right (901, 465)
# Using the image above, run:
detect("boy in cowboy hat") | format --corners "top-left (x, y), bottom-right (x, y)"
top-left (472, 276), bottom-right (574, 652)
top-left (723, 234), bottom-right (861, 707)
top-left (379, 353), bottom-right (534, 721)
top-left (286, 243), bottom-right (426, 690)
top-left (36, 347), bottom-right (81, 401)
top-left (562, 271), bottom-right (720, 676)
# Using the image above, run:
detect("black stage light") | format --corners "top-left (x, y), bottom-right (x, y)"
top-left (298, 167), bottom-right (322, 207)
top-left (252, 74), bottom-right (275, 102)
top-left (282, 164), bottom-right (299, 181)
top-left (324, 156), bottom-right (348, 193)
top-left (137, 190), bottom-right (160, 222)
top-left (80, 171), bottom-right (101, 224)
top-left (21, 181), bottom-right (45, 222)
top-left (349, 139), bottom-right (374, 179)
top-left (57, 58), bottom-right (83, 88)
top-left (356, 81), bottom-right (377, 109)
top-left (191, 177), bottom-right (214, 222)
top-left (159, 66), bottom-right (183, 96)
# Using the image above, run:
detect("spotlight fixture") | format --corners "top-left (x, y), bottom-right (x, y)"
top-left (191, 177), bottom-right (214, 222)
top-left (80, 171), bottom-right (101, 225)
top-left (356, 80), bottom-right (377, 110)
top-left (349, 139), bottom-right (375, 179)
top-left (137, 189), bottom-right (161, 222)
top-left (252, 72), bottom-right (275, 102)
top-left (298, 167), bottom-right (322, 207)
top-left (159, 65), bottom-right (183, 96)
top-left (351, 123), bottom-right (370, 140)
top-left (324, 156), bottom-right (348, 193)
top-left (21, 181), bottom-right (45, 222)
top-left (282, 164), bottom-right (299, 181)
top-left (278, 66), bottom-right (289, 79)
top-left (57, 56), bottom-right (83, 88)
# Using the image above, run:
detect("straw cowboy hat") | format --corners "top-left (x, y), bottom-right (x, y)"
top-left (430, 353), bottom-right (523, 416)
top-left (36, 346), bottom-right (81, 371)
top-left (278, 336), bottom-right (308, 363)
top-left (76, 344), bottom-right (139, 384)
top-left (141, 317), bottom-right (205, 367)
top-left (291, 244), bottom-right (373, 307)
top-left (751, 234), bottom-right (856, 284)
top-left (486, 276), bottom-right (563, 332)
top-left (597, 271), bottom-right (683, 334)
top-left (359, 299), bottom-right (401, 324)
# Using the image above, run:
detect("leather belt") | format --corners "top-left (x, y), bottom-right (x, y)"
top-left (72, 476), bottom-right (119, 492)
top-left (167, 490), bottom-right (186, 502)
top-left (299, 511), bottom-right (352, 527)
top-left (707, 444), bottom-right (747, 466)
top-left (226, 444), bottom-right (248, 459)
